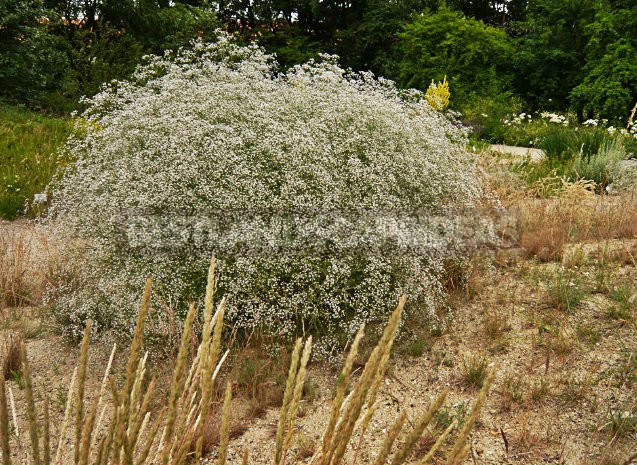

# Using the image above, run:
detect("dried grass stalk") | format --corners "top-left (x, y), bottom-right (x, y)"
top-left (327, 296), bottom-right (405, 465)
top-left (281, 337), bottom-right (312, 463)
top-left (371, 411), bottom-right (407, 465)
top-left (274, 338), bottom-right (302, 465)
top-left (78, 395), bottom-right (99, 465)
top-left (43, 397), bottom-right (50, 465)
top-left (160, 303), bottom-right (196, 465)
top-left (390, 388), bottom-right (448, 465)
top-left (320, 324), bottom-right (365, 463)
top-left (55, 366), bottom-right (77, 464)
top-left (417, 418), bottom-right (457, 465)
top-left (74, 320), bottom-right (92, 465)
top-left (8, 387), bottom-right (17, 439)
top-left (445, 365), bottom-right (498, 465)
top-left (195, 258), bottom-right (216, 462)
top-left (217, 381), bottom-right (232, 465)
top-left (92, 344), bottom-right (116, 451)
top-left (0, 332), bottom-right (22, 381)
top-left (20, 340), bottom-right (41, 465)
top-left (0, 375), bottom-right (11, 465)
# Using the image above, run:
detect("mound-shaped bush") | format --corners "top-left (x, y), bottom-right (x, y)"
top-left (50, 37), bottom-right (494, 357)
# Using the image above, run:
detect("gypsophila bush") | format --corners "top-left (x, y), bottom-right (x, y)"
top-left (48, 36), bottom-right (495, 358)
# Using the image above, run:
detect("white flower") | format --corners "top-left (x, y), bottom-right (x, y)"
top-left (33, 193), bottom-right (47, 203)
top-left (50, 37), bottom-right (494, 352)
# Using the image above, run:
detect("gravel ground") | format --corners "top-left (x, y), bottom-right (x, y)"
top-left (2, 227), bottom-right (636, 465)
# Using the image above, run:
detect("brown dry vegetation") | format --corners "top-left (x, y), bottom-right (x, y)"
top-left (0, 151), bottom-right (635, 465)
top-left (514, 193), bottom-right (637, 262)
top-left (0, 261), bottom-right (494, 465)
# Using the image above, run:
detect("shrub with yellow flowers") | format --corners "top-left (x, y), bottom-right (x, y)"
top-left (425, 76), bottom-right (450, 111)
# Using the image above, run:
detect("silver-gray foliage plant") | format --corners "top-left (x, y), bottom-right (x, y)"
top-left (49, 36), bottom-right (495, 358)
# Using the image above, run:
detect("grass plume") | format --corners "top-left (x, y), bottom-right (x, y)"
top-left (0, 375), bottom-right (11, 465)
top-left (0, 265), bottom-right (493, 465)
top-left (21, 340), bottom-right (41, 465)
top-left (218, 382), bottom-right (232, 465)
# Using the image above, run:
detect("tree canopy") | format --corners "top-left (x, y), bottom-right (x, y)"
top-left (1, 0), bottom-right (636, 121)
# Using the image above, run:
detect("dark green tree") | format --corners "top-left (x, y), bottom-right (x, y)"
top-left (395, 7), bottom-right (513, 106)
top-left (571, 1), bottom-right (637, 121)
top-left (0, 0), bottom-right (69, 106)
top-left (336, 0), bottom-right (438, 76)
top-left (512, 0), bottom-right (597, 111)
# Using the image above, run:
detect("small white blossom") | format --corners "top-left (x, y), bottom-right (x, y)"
top-left (48, 37), bottom-right (495, 355)
top-left (33, 193), bottom-right (47, 203)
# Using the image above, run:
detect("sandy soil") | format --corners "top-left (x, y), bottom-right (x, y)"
top-left (2, 221), bottom-right (636, 465)
top-left (490, 145), bottom-right (546, 163)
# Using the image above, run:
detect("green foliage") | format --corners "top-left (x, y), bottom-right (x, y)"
top-left (607, 284), bottom-right (635, 321)
top-left (251, 25), bottom-right (324, 69)
top-left (461, 356), bottom-right (488, 389)
top-left (572, 137), bottom-right (626, 185)
top-left (399, 336), bottom-right (431, 357)
top-left (461, 95), bottom-right (522, 143)
top-left (335, 0), bottom-right (438, 76)
top-left (498, 112), bottom-right (628, 186)
top-left (547, 268), bottom-right (584, 313)
top-left (0, 0), bottom-right (70, 106)
top-left (66, 24), bottom-right (145, 98)
top-left (571, 40), bottom-right (637, 123)
top-left (396, 8), bottom-right (513, 107)
top-left (570, 1), bottom-right (637, 122)
top-left (1, 1), bottom-right (219, 113)
top-left (135, 3), bottom-right (219, 52)
top-left (513, 0), bottom-right (597, 110)
top-left (0, 103), bottom-right (73, 219)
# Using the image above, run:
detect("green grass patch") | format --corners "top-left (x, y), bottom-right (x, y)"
top-left (547, 269), bottom-right (584, 313)
top-left (0, 103), bottom-right (73, 219)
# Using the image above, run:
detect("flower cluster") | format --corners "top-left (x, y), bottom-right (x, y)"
top-left (607, 122), bottom-right (637, 138)
top-left (48, 37), bottom-right (494, 357)
top-left (540, 112), bottom-right (569, 125)
top-left (424, 76), bottom-right (450, 111)
top-left (503, 112), bottom-right (531, 125)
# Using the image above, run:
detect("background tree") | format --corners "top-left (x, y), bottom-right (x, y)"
top-left (570, 0), bottom-right (637, 122)
top-left (512, 0), bottom-right (597, 111)
top-left (395, 7), bottom-right (513, 107)
top-left (1, 0), bottom-right (636, 124)
top-left (0, 0), bottom-right (69, 107)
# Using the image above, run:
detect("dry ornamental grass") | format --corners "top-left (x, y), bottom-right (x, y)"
top-left (0, 258), bottom-right (496, 465)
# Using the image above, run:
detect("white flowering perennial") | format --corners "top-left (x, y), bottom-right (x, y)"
top-left (49, 38), bottom-right (494, 357)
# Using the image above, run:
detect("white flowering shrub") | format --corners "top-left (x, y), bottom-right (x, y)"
top-left (49, 37), bottom-right (494, 357)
